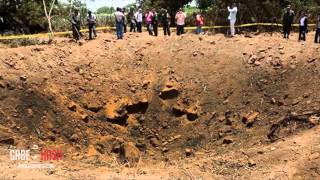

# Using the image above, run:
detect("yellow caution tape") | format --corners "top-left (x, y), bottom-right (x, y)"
top-left (0, 23), bottom-right (316, 40)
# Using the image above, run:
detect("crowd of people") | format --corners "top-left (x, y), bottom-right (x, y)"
top-left (70, 4), bottom-right (320, 44)
top-left (113, 7), bottom-right (189, 39)
top-left (282, 5), bottom-right (320, 43)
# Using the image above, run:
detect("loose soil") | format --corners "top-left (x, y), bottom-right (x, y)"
top-left (0, 31), bottom-right (320, 179)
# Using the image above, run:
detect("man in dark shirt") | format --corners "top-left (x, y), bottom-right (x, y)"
top-left (152, 8), bottom-right (158, 36)
top-left (161, 9), bottom-right (171, 36)
top-left (71, 9), bottom-right (82, 40)
top-left (282, 5), bottom-right (295, 39)
top-left (315, 14), bottom-right (320, 43)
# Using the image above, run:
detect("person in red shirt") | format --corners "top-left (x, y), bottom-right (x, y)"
top-left (196, 13), bottom-right (204, 35)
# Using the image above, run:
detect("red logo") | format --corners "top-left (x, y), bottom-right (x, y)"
top-left (40, 147), bottom-right (63, 161)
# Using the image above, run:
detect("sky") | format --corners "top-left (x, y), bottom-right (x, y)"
top-left (64, 0), bottom-right (196, 12)
top-left (85, 0), bottom-right (136, 11)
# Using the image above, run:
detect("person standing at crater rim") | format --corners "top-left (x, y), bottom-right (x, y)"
top-left (71, 9), bottom-right (82, 41)
top-left (152, 8), bottom-right (159, 36)
top-left (87, 10), bottom-right (97, 40)
top-left (298, 11), bottom-right (308, 42)
top-left (175, 8), bottom-right (186, 36)
top-left (114, 7), bottom-right (125, 40)
top-left (227, 3), bottom-right (238, 37)
top-left (282, 5), bottom-right (295, 39)
top-left (161, 9), bottom-right (171, 36)
top-left (315, 13), bottom-right (320, 43)
top-left (145, 9), bottom-right (154, 36)
top-left (135, 8), bottom-right (143, 33)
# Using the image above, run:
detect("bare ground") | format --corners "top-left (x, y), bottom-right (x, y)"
top-left (0, 31), bottom-right (320, 179)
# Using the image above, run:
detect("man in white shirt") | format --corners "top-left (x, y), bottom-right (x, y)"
top-left (227, 3), bottom-right (238, 37)
top-left (298, 12), bottom-right (308, 41)
top-left (87, 11), bottom-right (97, 40)
top-left (114, 7), bottom-right (125, 39)
top-left (135, 9), bottom-right (143, 33)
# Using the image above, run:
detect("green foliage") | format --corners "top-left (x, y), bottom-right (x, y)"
top-left (196, 0), bottom-right (214, 10)
top-left (96, 6), bottom-right (115, 14)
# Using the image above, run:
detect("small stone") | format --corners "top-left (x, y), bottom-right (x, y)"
top-left (242, 111), bottom-right (259, 127)
top-left (309, 152), bottom-right (320, 160)
top-left (0, 81), bottom-right (5, 88)
top-left (248, 160), bottom-right (256, 167)
top-left (119, 142), bottom-right (140, 165)
top-left (279, 50), bottom-right (285, 55)
top-left (248, 55), bottom-right (257, 64)
top-left (159, 83), bottom-right (179, 100)
top-left (20, 75), bottom-right (27, 81)
top-left (185, 148), bottom-right (194, 157)
top-left (70, 134), bottom-right (79, 142)
top-left (223, 138), bottom-right (233, 144)
top-left (193, 51), bottom-right (198, 57)
top-left (68, 102), bottom-right (77, 111)
top-left (81, 114), bottom-right (89, 123)
top-left (162, 147), bottom-right (169, 153)
top-left (150, 138), bottom-right (161, 147)
top-left (308, 115), bottom-right (320, 126)
top-left (307, 58), bottom-right (317, 63)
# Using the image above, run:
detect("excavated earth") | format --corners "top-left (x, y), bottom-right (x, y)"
top-left (0, 32), bottom-right (320, 179)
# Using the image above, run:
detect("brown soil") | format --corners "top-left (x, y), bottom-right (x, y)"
top-left (0, 32), bottom-right (320, 179)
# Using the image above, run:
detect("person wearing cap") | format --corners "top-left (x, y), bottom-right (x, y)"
top-left (161, 9), bottom-right (171, 36)
top-left (87, 10), bottom-right (97, 40)
top-left (227, 3), bottom-right (238, 37)
top-left (135, 8), bottom-right (143, 33)
top-left (315, 14), bottom-right (320, 43)
top-left (175, 8), bottom-right (186, 36)
top-left (282, 5), bottom-right (295, 39)
top-left (71, 9), bottom-right (82, 40)
top-left (114, 7), bottom-right (125, 40)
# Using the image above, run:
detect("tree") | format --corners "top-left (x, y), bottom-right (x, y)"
top-left (96, 6), bottom-right (115, 14)
top-left (141, 0), bottom-right (193, 12)
top-left (196, 0), bottom-right (214, 10)
top-left (42, 0), bottom-right (57, 39)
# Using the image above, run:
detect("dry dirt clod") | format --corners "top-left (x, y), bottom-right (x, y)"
top-left (0, 81), bottom-right (5, 88)
top-left (242, 111), bottom-right (259, 127)
top-left (248, 160), bottom-right (256, 167)
top-left (223, 137), bottom-right (233, 144)
top-left (126, 98), bottom-right (149, 114)
top-left (20, 75), bottom-right (27, 81)
top-left (308, 115), bottom-right (320, 126)
top-left (119, 142), bottom-right (141, 166)
top-left (104, 100), bottom-right (129, 125)
top-left (68, 102), bottom-right (77, 112)
top-left (248, 55), bottom-right (257, 64)
top-left (185, 148), bottom-right (194, 157)
top-left (150, 137), bottom-right (161, 147)
top-left (307, 58), bottom-right (317, 63)
top-left (0, 127), bottom-right (14, 145)
top-left (84, 102), bottom-right (103, 113)
top-left (159, 84), bottom-right (179, 100)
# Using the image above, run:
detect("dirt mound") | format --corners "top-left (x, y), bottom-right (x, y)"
top-left (0, 32), bottom-right (320, 178)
